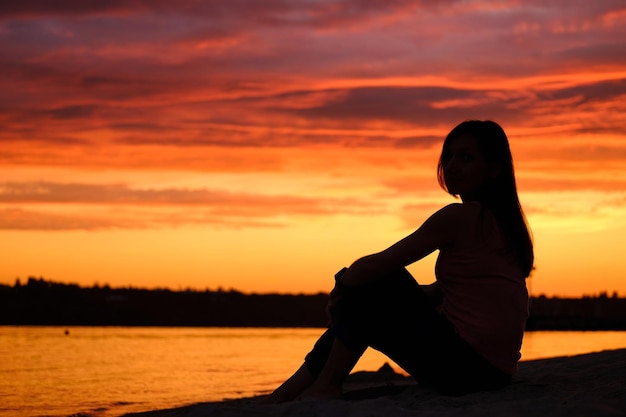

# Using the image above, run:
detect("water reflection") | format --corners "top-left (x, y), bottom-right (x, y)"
top-left (2, 327), bottom-right (625, 417)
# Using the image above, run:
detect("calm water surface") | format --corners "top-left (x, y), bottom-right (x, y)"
top-left (2, 326), bottom-right (626, 417)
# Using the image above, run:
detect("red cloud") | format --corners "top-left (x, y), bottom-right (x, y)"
top-left (0, 181), bottom-right (386, 230)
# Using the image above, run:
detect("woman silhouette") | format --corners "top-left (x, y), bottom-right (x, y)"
top-left (266, 120), bottom-right (534, 401)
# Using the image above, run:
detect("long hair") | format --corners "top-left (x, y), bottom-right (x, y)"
top-left (437, 120), bottom-right (534, 277)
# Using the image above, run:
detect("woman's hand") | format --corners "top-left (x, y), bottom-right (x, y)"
top-left (326, 267), bottom-right (348, 324)
top-left (326, 285), bottom-right (344, 325)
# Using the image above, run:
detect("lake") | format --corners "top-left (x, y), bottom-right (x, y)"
top-left (2, 326), bottom-right (626, 417)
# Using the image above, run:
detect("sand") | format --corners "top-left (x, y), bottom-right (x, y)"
top-left (123, 348), bottom-right (626, 417)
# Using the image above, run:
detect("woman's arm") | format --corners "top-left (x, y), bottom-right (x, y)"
top-left (336, 203), bottom-right (465, 287)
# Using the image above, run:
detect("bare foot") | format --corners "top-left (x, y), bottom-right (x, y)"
top-left (259, 363), bottom-right (315, 404)
top-left (297, 383), bottom-right (343, 401)
top-left (255, 392), bottom-right (287, 404)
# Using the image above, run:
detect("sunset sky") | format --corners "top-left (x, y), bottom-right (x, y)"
top-left (1, 1), bottom-right (625, 296)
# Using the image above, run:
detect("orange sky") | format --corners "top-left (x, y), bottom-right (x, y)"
top-left (1, 1), bottom-right (626, 296)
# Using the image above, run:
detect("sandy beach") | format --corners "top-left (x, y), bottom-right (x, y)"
top-left (124, 348), bottom-right (626, 417)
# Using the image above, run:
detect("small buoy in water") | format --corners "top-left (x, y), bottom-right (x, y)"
top-left (64, 329), bottom-right (70, 336)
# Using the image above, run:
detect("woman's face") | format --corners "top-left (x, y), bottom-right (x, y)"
top-left (442, 134), bottom-right (491, 201)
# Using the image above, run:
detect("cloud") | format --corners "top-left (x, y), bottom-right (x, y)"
top-left (0, 1), bottom-right (447, 24)
top-left (4, 78), bottom-right (621, 153)
top-left (0, 207), bottom-right (286, 231)
top-left (518, 177), bottom-right (626, 192)
top-left (0, 1), bottom-right (625, 191)
top-left (0, 181), bottom-right (386, 230)
top-left (0, 181), bottom-right (327, 208)
top-left (2, 2), bottom-right (624, 89)
top-left (0, 207), bottom-right (138, 230)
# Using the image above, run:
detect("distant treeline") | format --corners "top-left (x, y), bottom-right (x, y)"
top-left (0, 278), bottom-right (329, 327)
top-left (1, 278), bottom-right (626, 330)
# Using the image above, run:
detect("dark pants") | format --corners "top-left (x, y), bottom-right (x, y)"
top-left (304, 268), bottom-right (510, 395)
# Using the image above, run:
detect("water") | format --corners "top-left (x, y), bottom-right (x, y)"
top-left (2, 327), bottom-right (626, 417)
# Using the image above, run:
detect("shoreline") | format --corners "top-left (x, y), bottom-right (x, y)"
top-left (123, 348), bottom-right (626, 417)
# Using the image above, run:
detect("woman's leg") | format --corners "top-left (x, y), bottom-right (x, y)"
top-left (264, 327), bottom-right (352, 403)
top-left (329, 268), bottom-right (510, 395)
top-left (294, 268), bottom-right (428, 399)
top-left (330, 268), bottom-right (438, 357)
top-left (265, 322), bottom-right (367, 402)
top-left (298, 337), bottom-right (361, 399)
top-left (267, 268), bottom-right (504, 402)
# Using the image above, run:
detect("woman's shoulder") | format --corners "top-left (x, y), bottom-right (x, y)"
top-left (435, 202), bottom-right (482, 219)
top-left (429, 203), bottom-right (484, 238)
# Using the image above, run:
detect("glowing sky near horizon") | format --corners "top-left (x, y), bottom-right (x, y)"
top-left (1, 1), bottom-right (626, 296)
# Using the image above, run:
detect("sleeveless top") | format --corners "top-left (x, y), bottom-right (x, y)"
top-left (435, 208), bottom-right (529, 375)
